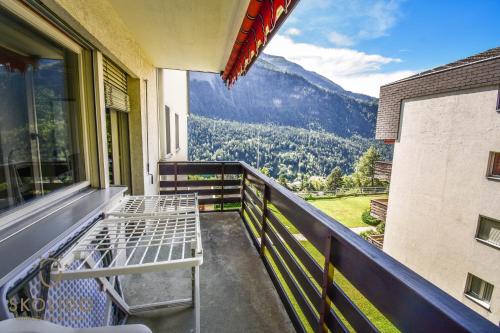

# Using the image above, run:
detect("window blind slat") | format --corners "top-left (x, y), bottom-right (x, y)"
top-left (103, 57), bottom-right (130, 112)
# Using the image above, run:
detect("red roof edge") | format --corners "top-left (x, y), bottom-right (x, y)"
top-left (221, 0), bottom-right (300, 87)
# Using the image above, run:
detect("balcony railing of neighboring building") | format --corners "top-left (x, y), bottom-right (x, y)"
top-left (374, 161), bottom-right (392, 182)
top-left (366, 234), bottom-right (384, 250)
top-left (158, 160), bottom-right (497, 333)
top-left (370, 198), bottom-right (388, 222)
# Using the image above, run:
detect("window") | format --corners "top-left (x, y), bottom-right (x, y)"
top-left (103, 57), bottom-right (131, 192)
top-left (497, 86), bottom-right (500, 112)
top-left (165, 106), bottom-right (171, 155)
top-left (464, 274), bottom-right (494, 308)
top-left (175, 113), bottom-right (180, 151)
top-left (476, 216), bottom-right (500, 248)
top-left (488, 152), bottom-right (500, 179)
top-left (0, 9), bottom-right (86, 215)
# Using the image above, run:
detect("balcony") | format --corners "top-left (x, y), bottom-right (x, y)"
top-left (145, 161), bottom-right (497, 332)
top-left (125, 211), bottom-right (294, 332)
top-left (370, 198), bottom-right (388, 222)
top-left (374, 161), bottom-right (392, 182)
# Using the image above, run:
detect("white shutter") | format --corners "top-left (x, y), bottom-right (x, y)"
top-left (103, 57), bottom-right (130, 112)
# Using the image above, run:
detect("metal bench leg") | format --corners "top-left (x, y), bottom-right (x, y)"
top-left (194, 265), bottom-right (200, 333)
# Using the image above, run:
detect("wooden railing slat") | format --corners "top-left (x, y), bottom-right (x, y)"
top-left (260, 251), bottom-right (308, 333)
top-left (266, 224), bottom-right (322, 310)
top-left (265, 236), bottom-right (319, 332)
top-left (328, 282), bottom-right (379, 333)
top-left (266, 209), bottom-right (324, 285)
top-left (160, 188), bottom-right (240, 196)
top-left (244, 185), bottom-right (263, 208)
top-left (243, 202), bottom-right (262, 235)
top-left (160, 179), bottom-right (241, 187)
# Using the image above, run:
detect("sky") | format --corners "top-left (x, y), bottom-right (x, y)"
top-left (264, 0), bottom-right (500, 97)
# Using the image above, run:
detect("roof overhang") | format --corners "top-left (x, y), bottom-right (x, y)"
top-left (108, 0), bottom-right (299, 84)
top-left (108, 0), bottom-right (250, 73)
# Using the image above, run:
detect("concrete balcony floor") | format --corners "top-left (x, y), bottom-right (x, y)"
top-left (124, 212), bottom-right (294, 333)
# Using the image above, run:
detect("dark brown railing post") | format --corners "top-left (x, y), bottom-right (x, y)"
top-left (220, 162), bottom-right (225, 212)
top-left (174, 162), bottom-right (178, 194)
top-left (318, 234), bottom-right (334, 333)
top-left (240, 167), bottom-right (246, 217)
top-left (259, 183), bottom-right (268, 257)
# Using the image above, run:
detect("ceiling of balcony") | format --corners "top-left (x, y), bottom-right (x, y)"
top-left (108, 0), bottom-right (250, 73)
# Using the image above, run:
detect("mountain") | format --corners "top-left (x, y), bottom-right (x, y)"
top-left (257, 54), bottom-right (375, 103)
top-left (188, 115), bottom-right (392, 178)
top-left (189, 53), bottom-right (378, 138)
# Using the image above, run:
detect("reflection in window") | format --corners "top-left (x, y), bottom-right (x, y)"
top-left (0, 9), bottom-right (85, 214)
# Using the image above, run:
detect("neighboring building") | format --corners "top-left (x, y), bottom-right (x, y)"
top-left (377, 47), bottom-right (500, 323)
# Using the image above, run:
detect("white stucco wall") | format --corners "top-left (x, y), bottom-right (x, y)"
top-left (159, 69), bottom-right (189, 162)
top-left (384, 85), bottom-right (500, 323)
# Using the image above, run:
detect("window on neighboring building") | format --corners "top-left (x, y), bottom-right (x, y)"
top-left (175, 113), bottom-right (180, 151)
top-left (497, 86), bottom-right (500, 111)
top-left (464, 274), bottom-right (494, 308)
top-left (165, 106), bottom-right (171, 155)
top-left (488, 152), bottom-right (500, 179)
top-left (0, 9), bottom-right (86, 215)
top-left (476, 216), bottom-right (500, 248)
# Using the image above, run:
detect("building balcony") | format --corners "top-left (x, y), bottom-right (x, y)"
top-left (1, 161), bottom-right (497, 332)
top-left (370, 198), bottom-right (388, 222)
top-left (143, 161), bottom-right (497, 332)
top-left (374, 161), bottom-right (392, 182)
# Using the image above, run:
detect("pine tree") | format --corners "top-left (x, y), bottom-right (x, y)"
top-left (326, 166), bottom-right (343, 190)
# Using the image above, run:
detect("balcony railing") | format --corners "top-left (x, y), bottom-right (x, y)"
top-left (370, 198), bottom-right (388, 222)
top-left (159, 160), bottom-right (497, 333)
top-left (374, 161), bottom-right (392, 182)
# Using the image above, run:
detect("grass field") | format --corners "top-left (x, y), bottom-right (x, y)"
top-left (256, 201), bottom-right (397, 332)
top-left (307, 194), bottom-right (388, 228)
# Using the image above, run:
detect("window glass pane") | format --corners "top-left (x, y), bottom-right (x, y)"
top-left (492, 153), bottom-right (500, 176)
top-left (468, 276), bottom-right (482, 298)
top-left (477, 216), bottom-right (500, 246)
top-left (0, 9), bottom-right (85, 214)
top-left (165, 106), bottom-right (171, 154)
top-left (175, 113), bottom-right (179, 150)
top-left (466, 274), bottom-right (494, 303)
top-left (483, 282), bottom-right (494, 302)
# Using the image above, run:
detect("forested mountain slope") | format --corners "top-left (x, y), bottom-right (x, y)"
top-left (188, 116), bottom-right (392, 178)
top-left (189, 53), bottom-right (378, 138)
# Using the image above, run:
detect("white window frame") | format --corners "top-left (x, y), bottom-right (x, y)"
top-left (0, 1), bottom-right (94, 230)
top-left (475, 215), bottom-right (500, 249)
top-left (486, 151), bottom-right (500, 181)
top-left (464, 273), bottom-right (494, 310)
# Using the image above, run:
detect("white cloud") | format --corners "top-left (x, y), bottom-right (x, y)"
top-left (356, 0), bottom-right (401, 39)
top-left (328, 31), bottom-right (354, 47)
top-left (265, 35), bottom-right (415, 97)
top-left (284, 28), bottom-right (302, 36)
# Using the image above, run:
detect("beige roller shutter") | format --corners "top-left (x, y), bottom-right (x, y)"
top-left (103, 57), bottom-right (130, 112)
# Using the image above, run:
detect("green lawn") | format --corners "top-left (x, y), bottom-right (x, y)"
top-left (307, 194), bottom-right (388, 228)
top-left (261, 201), bottom-right (398, 332)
